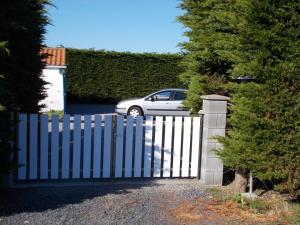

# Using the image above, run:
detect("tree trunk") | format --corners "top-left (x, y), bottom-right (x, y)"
top-left (229, 170), bottom-right (248, 194)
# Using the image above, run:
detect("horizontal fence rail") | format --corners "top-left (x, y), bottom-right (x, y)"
top-left (17, 114), bottom-right (203, 181)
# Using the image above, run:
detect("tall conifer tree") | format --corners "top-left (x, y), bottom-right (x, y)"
top-left (0, 0), bottom-right (50, 176)
top-left (177, 0), bottom-right (249, 114)
top-left (219, 0), bottom-right (300, 194)
top-left (179, 0), bottom-right (300, 193)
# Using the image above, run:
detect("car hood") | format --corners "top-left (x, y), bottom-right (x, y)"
top-left (117, 98), bottom-right (141, 104)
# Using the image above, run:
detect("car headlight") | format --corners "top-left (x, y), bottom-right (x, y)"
top-left (116, 102), bottom-right (125, 108)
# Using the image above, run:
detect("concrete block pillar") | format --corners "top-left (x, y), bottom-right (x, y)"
top-left (199, 94), bottom-right (230, 185)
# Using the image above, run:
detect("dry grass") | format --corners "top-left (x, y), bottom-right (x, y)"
top-left (169, 198), bottom-right (278, 224)
top-left (167, 187), bottom-right (300, 225)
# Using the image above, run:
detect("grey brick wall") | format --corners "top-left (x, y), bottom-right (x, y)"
top-left (199, 95), bottom-right (230, 185)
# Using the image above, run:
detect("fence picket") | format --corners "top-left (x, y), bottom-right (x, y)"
top-left (115, 116), bottom-right (124, 178)
top-left (51, 115), bottom-right (59, 179)
top-left (50, 115), bottom-right (59, 179)
top-left (93, 115), bottom-right (102, 178)
top-left (40, 115), bottom-right (49, 179)
top-left (172, 117), bottom-right (182, 177)
top-left (72, 115), bottom-right (81, 178)
top-left (83, 115), bottom-right (92, 178)
top-left (182, 117), bottom-right (191, 177)
top-left (18, 114), bottom-right (27, 180)
top-left (153, 116), bottom-right (163, 177)
top-left (144, 116), bottom-right (153, 177)
top-left (103, 115), bottom-right (112, 178)
top-left (191, 117), bottom-right (200, 177)
top-left (61, 115), bottom-right (70, 179)
top-left (28, 114), bottom-right (38, 180)
top-left (134, 116), bottom-right (143, 177)
top-left (125, 116), bottom-right (134, 178)
top-left (163, 116), bottom-right (173, 177)
top-left (29, 114), bottom-right (38, 180)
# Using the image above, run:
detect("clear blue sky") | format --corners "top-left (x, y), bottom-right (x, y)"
top-left (45, 0), bottom-right (187, 53)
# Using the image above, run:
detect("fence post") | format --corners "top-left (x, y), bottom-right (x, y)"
top-left (199, 94), bottom-right (230, 185)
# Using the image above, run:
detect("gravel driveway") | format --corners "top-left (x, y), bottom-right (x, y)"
top-left (0, 180), bottom-right (263, 225)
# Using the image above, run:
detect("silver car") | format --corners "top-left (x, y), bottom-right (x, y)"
top-left (115, 88), bottom-right (189, 117)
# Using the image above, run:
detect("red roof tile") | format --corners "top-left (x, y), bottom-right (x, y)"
top-left (41, 48), bottom-right (66, 66)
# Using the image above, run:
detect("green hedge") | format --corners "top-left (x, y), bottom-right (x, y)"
top-left (66, 49), bottom-right (185, 103)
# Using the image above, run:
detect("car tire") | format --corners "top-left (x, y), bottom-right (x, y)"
top-left (127, 106), bottom-right (143, 118)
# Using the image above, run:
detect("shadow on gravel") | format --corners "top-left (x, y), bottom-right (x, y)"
top-left (0, 181), bottom-right (158, 217)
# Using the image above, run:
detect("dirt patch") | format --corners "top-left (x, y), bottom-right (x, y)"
top-left (124, 200), bottom-right (142, 206)
top-left (168, 197), bottom-right (279, 225)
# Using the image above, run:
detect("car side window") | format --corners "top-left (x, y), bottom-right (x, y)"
top-left (153, 91), bottom-right (172, 101)
top-left (174, 91), bottom-right (187, 101)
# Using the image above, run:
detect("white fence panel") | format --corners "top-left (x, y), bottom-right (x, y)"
top-left (172, 117), bottom-right (182, 177)
top-left (144, 116), bottom-right (153, 177)
top-left (103, 116), bottom-right (112, 178)
top-left (153, 116), bottom-right (163, 177)
top-left (134, 116), bottom-right (143, 177)
top-left (51, 115), bottom-right (59, 179)
top-left (125, 116), bottom-right (134, 178)
top-left (93, 115), bottom-right (102, 178)
top-left (61, 115), bottom-right (70, 179)
top-left (16, 113), bottom-right (203, 181)
top-left (72, 115), bottom-right (81, 178)
top-left (163, 116), bottom-right (173, 177)
top-left (18, 114), bottom-right (27, 180)
top-left (191, 117), bottom-right (201, 177)
top-left (83, 115), bottom-right (92, 178)
top-left (182, 117), bottom-right (191, 177)
top-left (115, 116), bottom-right (124, 178)
top-left (40, 115), bottom-right (49, 179)
top-left (29, 114), bottom-right (38, 180)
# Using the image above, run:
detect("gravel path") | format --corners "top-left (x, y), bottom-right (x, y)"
top-left (0, 179), bottom-right (260, 225)
top-left (0, 180), bottom-right (211, 225)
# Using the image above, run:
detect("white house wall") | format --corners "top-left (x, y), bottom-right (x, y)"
top-left (40, 67), bottom-right (65, 112)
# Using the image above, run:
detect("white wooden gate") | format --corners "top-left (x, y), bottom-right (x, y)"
top-left (17, 114), bottom-right (203, 181)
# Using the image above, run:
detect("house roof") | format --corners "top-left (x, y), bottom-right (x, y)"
top-left (41, 48), bottom-right (66, 67)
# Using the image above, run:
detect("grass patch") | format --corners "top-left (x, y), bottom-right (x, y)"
top-left (206, 187), bottom-right (222, 198)
top-left (206, 187), bottom-right (300, 225)
top-left (43, 110), bottom-right (64, 118)
top-left (281, 201), bottom-right (300, 225)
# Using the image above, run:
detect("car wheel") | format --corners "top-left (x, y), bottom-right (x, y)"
top-left (128, 106), bottom-right (143, 118)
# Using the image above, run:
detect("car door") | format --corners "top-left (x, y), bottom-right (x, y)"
top-left (143, 90), bottom-right (173, 116)
top-left (167, 90), bottom-right (189, 116)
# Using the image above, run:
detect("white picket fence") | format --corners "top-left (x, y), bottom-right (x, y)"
top-left (17, 114), bottom-right (203, 181)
